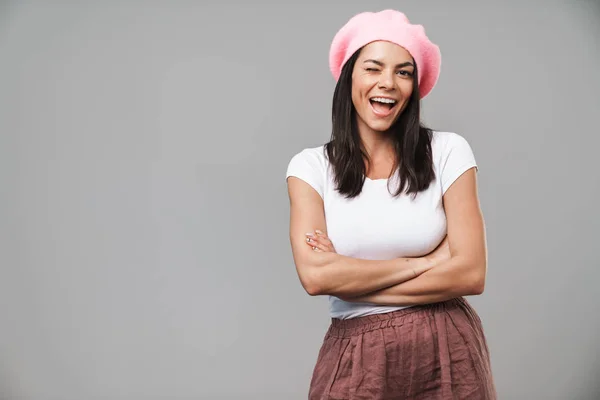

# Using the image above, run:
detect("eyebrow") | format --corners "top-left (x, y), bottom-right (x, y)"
top-left (363, 59), bottom-right (414, 68)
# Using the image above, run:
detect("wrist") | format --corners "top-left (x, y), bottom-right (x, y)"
top-left (413, 256), bottom-right (434, 274)
top-left (398, 256), bottom-right (430, 275)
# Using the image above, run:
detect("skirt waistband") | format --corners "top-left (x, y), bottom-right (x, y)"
top-left (327, 297), bottom-right (468, 337)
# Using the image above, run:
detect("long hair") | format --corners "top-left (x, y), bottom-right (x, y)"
top-left (324, 47), bottom-right (436, 199)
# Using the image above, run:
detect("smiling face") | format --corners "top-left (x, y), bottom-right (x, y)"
top-left (351, 41), bottom-right (416, 134)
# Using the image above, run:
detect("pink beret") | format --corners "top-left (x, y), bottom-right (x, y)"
top-left (329, 9), bottom-right (441, 99)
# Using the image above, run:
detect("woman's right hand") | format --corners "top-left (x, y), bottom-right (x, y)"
top-left (426, 235), bottom-right (451, 266)
top-left (305, 230), bottom-right (336, 254)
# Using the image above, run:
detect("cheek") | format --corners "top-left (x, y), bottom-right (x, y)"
top-left (351, 86), bottom-right (360, 107)
top-left (352, 78), bottom-right (375, 104)
top-left (351, 83), bottom-right (367, 110)
top-left (399, 80), bottom-right (415, 100)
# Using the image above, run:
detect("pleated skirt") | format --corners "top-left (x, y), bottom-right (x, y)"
top-left (309, 297), bottom-right (496, 400)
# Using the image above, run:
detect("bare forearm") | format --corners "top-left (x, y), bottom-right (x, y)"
top-left (340, 256), bottom-right (485, 306)
top-left (308, 252), bottom-right (432, 297)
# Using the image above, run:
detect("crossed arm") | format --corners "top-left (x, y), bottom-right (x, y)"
top-left (286, 167), bottom-right (487, 307)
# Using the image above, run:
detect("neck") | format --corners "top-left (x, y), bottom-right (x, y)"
top-left (357, 120), bottom-right (394, 162)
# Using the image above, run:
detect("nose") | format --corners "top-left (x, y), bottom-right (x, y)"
top-left (378, 70), bottom-right (395, 90)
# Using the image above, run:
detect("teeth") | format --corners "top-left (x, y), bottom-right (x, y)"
top-left (371, 97), bottom-right (396, 104)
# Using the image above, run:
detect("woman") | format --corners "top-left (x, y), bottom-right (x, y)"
top-left (285, 9), bottom-right (496, 400)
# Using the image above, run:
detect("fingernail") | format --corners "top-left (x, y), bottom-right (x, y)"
top-left (305, 232), bottom-right (314, 237)
top-left (315, 230), bottom-right (323, 235)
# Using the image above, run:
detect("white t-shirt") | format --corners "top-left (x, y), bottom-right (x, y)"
top-left (285, 131), bottom-right (478, 319)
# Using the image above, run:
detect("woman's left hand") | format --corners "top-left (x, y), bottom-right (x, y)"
top-left (305, 230), bottom-right (337, 253)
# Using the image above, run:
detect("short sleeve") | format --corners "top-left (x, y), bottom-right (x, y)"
top-left (440, 133), bottom-right (478, 194)
top-left (285, 148), bottom-right (326, 199)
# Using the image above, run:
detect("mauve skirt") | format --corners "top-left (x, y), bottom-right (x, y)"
top-left (308, 297), bottom-right (496, 400)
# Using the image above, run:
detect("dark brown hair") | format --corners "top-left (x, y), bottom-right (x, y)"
top-left (324, 47), bottom-right (436, 199)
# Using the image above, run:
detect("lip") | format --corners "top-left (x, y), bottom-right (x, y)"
top-left (370, 96), bottom-right (397, 101)
top-left (369, 98), bottom-right (397, 118)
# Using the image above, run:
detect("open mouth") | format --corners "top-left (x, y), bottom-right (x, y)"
top-left (369, 97), bottom-right (397, 116)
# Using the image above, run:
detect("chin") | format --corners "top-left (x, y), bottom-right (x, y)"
top-left (369, 124), bottom-right (392, 133)
top-left (367, 118), bottom-right (397, 133)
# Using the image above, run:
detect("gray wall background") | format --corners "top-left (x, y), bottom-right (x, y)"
top-left (1, 0), bottom-right (599, 399)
